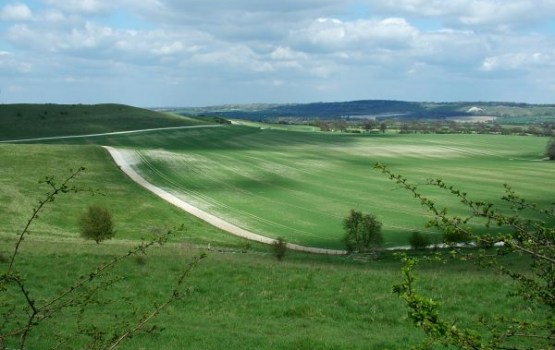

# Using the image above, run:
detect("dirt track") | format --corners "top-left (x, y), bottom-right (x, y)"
top-left (104, 146), bottom-right (348, 255)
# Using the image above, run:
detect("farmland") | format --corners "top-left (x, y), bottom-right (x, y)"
top-left (1, 103), bottom-right (553, 349)
top-left (27, 125), bottom-right (555, 249)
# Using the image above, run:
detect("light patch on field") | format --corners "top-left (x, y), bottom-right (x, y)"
top-left (114, 148), bottom-right (141, 166)
top-left (446, 116), bottom-right (497, 122)
top-left (143, 149), bottom-right (204, 164)
top-left (340, 144), bottom-right (470, 158)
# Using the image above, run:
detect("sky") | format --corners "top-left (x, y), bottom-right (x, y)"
top-left (1, 0), bottom-right (555, 107)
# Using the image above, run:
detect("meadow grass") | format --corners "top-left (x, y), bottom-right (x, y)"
top-left (1, 236), bottom-right (542, 350)
top-left (20, 126), bottom-right (555, 249)
top-left (0, 143), bottom-right (247, 247)
top-left (0, 103), bottom-right (209, 140)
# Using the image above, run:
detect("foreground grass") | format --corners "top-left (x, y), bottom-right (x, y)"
top-left (0, 103), bottom-right (209, 141)
top-left (1, 237), bottom-right (542, 350)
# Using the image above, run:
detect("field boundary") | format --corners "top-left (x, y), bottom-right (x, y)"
top-left (0, 124), bottom-right (223, 143)
top-left (104, 146), bottom-right (348, 255)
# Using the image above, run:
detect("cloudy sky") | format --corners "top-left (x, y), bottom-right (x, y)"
top-left (1, 0), bottom-right (555, 106)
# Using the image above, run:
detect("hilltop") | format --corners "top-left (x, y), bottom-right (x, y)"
top-left (0, 103), bottom-right (210, 141)
top-left (173, 100), bottom-right (555, 122)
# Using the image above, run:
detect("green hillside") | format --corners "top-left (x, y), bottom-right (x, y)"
top-left (0, 103), bottom-right (210, 141)
top-left (0, 143), bottom-right (242, 246)
top-left (24, 125), bottom-right (555, 249)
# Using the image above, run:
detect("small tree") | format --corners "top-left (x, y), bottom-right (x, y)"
top-left (379, 122), bottom-right (387, 134)
top-left (546, 138), bottom-right (555, 160)
top-left (408, 231), bottom-right (429, 250)
top-left (343, 209), bottom-right (383, 253)
top-left (272, 237), bottom-right (287, 261)
top-left (79, 205), bottom-right (115, 243)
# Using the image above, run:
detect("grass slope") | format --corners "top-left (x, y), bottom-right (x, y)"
top-left (0, 103), bottom-right (209, 141)
top-left (1, 239), bottom-right (542, 350)
top-left (28, 126), bottom-right (555, 249)
top-left (0, 143), bottom-right (246, 247)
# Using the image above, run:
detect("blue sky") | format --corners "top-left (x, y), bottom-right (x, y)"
top-left (1, 0), bottom-right (554, 107)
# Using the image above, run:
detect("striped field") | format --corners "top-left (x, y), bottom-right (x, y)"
top-left (38, 125), bottom-right (555, 249)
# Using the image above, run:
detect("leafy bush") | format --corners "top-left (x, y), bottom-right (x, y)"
top-left (408, 231), bottom-right (429, 250)
top-left (79, 205), bottom-right (115, 243)
top-left (546, 138), bottom-right (555, 160)
top-left (272, 237), bottom-right (287, 261)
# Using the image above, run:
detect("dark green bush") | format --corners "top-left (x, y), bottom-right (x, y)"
top-left (79, 205), bottom-right (115, 243)
top-left (408, 231), bottom-right (429, 250)
top-left (272, 237), bottom-right (287, 261)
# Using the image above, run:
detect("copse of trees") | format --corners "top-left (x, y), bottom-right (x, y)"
top-left (310, 117), bottom-right (554, 137)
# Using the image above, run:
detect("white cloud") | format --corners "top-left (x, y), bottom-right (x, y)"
top-left (482, 52), bottom-right (553, 72)
top-left (151, 41), bottom-right (185, 56)
top-left (293, 17), bottom-right (418, 51)
top-left (41, 9), bottom-right (66, 22)
top-left (43, 0), bottom-right (111, 14)
top-left (0, 51), bottom-right (32, 73)
top-left (1, 0), bottom-right (554, 105)
top-left (0, 3), bottom-right (33, 21)
top-left (376, 0), bottom-right (555, 30)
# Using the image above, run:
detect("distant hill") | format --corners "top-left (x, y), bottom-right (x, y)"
top-left (174, 100), bottom-right (555, 121)
top-left (0, 103), bottom-right (210, 141)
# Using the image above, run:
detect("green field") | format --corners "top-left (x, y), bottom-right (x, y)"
top-left (28, 126), bottom-right (555, 249)
top-left (1, 236), bottom-right (541, 350)
top-left (0, 143), bottom-right (248, 247)
top-left (1, 105), bottom-right (553, 349)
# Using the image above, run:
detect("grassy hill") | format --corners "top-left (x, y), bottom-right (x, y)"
top-left (175, 100), bottom-right (555, 122)
top-left (0, 103), bottom-right (210, 141)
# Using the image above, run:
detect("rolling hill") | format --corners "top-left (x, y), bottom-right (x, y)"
top-left (173, 100), bottom-right (555, 121)
top-left (0, 103), bottom-right (211, 141)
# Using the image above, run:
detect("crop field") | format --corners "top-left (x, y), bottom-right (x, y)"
top-left (32, 125), bottom-right (555, 249)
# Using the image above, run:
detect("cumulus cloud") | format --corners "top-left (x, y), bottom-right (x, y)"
top-left (293, 17), bottom-right (418, 51)
top-left (376, 0), bottom-right (555, 30)
top-left (0, 0), bottom-right (554, 105)
top-left (482, 52), bottom-right (553, 72)
top-left (43, 0), bottom-right (112, 14)
top-left (0, 3), bottom-right (33, 21)
top-left (0, 51), bottom-right (32, 73)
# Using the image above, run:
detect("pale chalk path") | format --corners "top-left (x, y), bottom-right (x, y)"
top-left (104, 146), bottom-right (348, 255)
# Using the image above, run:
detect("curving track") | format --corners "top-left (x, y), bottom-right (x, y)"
top-left (104, 146), bottom-right (348, 255)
